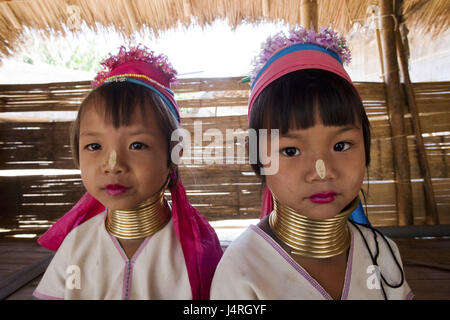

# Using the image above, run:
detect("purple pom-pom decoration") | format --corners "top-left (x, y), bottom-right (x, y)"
top-left (250, 27), bottom-right (351, 83)
top-left (92, 44), bottom-right (178, 87)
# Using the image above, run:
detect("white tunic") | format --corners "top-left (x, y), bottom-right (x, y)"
top-left (33, 210), bottom-right (192, 300)
top-left (211, 221), bottom-right (413, 300)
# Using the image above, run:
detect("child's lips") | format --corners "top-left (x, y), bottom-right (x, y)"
top-left (105, 184), bottom-right (129, 196)
top-left (309, 191), bottom-right (337, 204)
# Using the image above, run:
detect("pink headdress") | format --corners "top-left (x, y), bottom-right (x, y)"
top-left (38, 45), bottom-right (222, 300)
top-left (247, 27), bottom-right (355, 219)
top-left (92, 44), bottom-right (180, 122)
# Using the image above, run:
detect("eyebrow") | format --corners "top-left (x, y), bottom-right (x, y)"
top-left (79, 130), bottom-right (157, 138)
top-left (127, 130), bottom-right (157, 137)
top-left (282, 125), bottom-right (360, 139)
top-left (79, 131), bottom-right (100, 137)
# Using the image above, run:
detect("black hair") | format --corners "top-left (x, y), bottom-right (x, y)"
top-left (71, 82), bottom-right (180, 179)
top-left (249, 69), bottom-right (371, 180)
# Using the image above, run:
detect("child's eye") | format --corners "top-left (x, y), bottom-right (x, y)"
top-left (85, 143), bottom-right (101, 151)
top-left (334, 141), bottom-right (352, 152)
top-left (130, 142), bottom-right (148, 150)
top-left (281, 147), bottom-right (301, 157)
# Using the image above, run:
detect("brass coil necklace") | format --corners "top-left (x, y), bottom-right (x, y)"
top-left (269, 194), bottom-right (359, 259)
top-left (105, 177), bottom-right (171, 239)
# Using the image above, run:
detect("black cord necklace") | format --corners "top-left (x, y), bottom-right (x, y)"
top-left (349, 220), bottom-right (405, 300)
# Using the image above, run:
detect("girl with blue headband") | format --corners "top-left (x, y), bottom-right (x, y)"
top-left (210, 27), bottom-right (412, 300)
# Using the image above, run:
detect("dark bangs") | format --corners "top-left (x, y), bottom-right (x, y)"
top-left (250, 69), bottom-right (365, 133)
top-left (71, 81), bottom-right (179, 169)
top-left (249, 69), bottom-right (371, 175)
top-left (81, 82), bottom-right (151, 127)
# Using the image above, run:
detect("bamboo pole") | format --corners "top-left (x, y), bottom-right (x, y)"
top-left (379, 0), bottom-right (414, 226)
top-left (262, 0), bottom-right (269, 18)
top-left (368, 5), bottom-right (386, 82)
top-left (375, 28), bottom-right (386, 83)
top-left (395, 25), bottom-right (439, 225)
top-left (300, 0), bottom-right (318, 31)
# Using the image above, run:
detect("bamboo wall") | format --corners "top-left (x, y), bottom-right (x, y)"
top-left (0, 78), bottom-right (449, 236)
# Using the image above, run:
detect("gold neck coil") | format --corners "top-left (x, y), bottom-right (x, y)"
top-left (269, 195), bottom-right (359, 259)
top-left (105, 177), bottom-right (171, 239)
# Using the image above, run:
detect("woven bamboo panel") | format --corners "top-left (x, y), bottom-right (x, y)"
top-left (0, 79), bottom-right (449, 234)
top-left (0, 81), bottom-right (92, 112)
top-left (0, 175), bottom-right (85, 234)
top-left (0, 122), bottom-right (74, 169)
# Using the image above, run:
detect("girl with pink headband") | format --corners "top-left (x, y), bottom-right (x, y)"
top-left (211, 27), bottom-right (412, 300)
top-left (34, 45), bottom-right (222, 300)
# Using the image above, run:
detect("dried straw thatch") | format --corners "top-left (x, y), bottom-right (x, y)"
top-left (0, 0), bottom-right (449, 57)
top-left (402, 0), bottom-right (450, 35)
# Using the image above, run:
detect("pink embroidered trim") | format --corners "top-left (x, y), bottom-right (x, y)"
top-left (340, 230), bottom-right (354, 300)
top-left (250, 224), bottom-right (355, 300)
top-left (106, 216), bottom-right (153, 300)
top-left (250, 224), bottom-right (332, 300)
top-left (406, 290), bottom-right (414, 300)
top-left (33, 289), bottom-right (64, 300)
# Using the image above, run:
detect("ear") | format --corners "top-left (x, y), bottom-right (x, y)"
top-left (170, 164), bottom-right (178, 173)
top-left (170, 146), bottom-right (183, 168)
top-left (169, 139), bottom-right (183, 170)
top-left (169, 146), bottom-right (182, 173)
top-left (168, 162), bottom-right (179, 186)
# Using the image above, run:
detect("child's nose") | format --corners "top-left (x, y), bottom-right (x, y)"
top-left (305, 157), bottom-right (336, 183)
top-left (315, 159), bottom-right (326, 179)
top-left (103, 150), bottom-right (126, 174)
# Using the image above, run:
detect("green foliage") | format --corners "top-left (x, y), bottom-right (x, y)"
top-left (18, 29), bottom-right (107, 73)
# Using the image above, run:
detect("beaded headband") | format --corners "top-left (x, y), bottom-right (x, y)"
top-left (92, 44), bottom-right (180, 122)
top-left (248, 27), bottom-right (353, 119)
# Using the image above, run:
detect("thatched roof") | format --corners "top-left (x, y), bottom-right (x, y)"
top-left (1, 0), bottom-right (449, 57)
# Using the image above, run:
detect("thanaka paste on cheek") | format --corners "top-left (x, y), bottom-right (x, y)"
top-left (315, 159), bottom-right (326, 179)
top-left (108, 150), bottom-right (117, 170)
